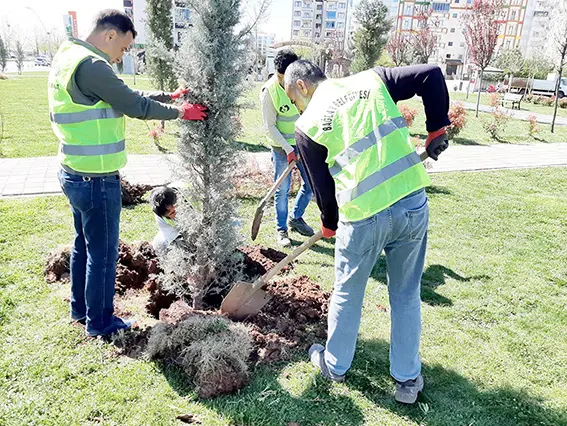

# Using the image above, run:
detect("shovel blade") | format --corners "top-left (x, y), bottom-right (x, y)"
top-left (251, 206), bottom-right (264, 241)
top-left (220, 281), bottom-right (272, 319)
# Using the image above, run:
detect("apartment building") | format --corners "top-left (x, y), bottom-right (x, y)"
top-left (290, 0), bottom-right (353, 49)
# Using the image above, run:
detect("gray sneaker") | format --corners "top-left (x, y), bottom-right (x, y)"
top-left (289, 218), bottom-right (314, 237)
top-left (308, 344), bottom-right (345, 382)
top-left (395, 374), bottom-right (424, 404)
top-left (277, 230), bottom-right (291, 248)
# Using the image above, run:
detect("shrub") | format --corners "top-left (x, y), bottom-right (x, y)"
top-left (541, 96), bottom-right (555, 107)
top-left (482, 107), bottom-right (511, 140)
top-left (447, 102), bottom-right (467, 140)
top-left (532, 96), bottom-right (545, 105)
top-left (488, 93), bottom-right (501, 107)
top-left (524, 94), bottom-right (533, 103)
top-left (559, 98), bottom-right (567, 109)
top-left (527, 114), bottom-right (540, 137)
top-left (399, 104), bottom-right (418, 127)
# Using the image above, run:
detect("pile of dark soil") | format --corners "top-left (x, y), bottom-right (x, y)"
top-left (120, 178), bottom-right (154, 205)
top-left (45, 242), bottom-right (331, 398)
top-left (44, 245), bottom-right (71, 283)
top-left (115, 241), bottom-right (161, 294)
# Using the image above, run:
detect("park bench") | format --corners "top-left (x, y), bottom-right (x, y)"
top-left (500, 93), bottom-right (523, 110)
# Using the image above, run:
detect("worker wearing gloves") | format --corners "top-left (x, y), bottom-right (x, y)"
top-left (49, 9), bottom-right (207, 338)
top-left (260, 49), bottom-right (314, 247)
top-left (284, 61), bottom-right (449, 404)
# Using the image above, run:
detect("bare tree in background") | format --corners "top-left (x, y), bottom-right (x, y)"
top-left (386, 31), bottom-right (411, 67)
top-left (462, 0), bottom-right (505, 117)
top-left (551, 0), bottom-right (567, 133)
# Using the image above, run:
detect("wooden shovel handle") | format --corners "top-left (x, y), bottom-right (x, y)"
top-left (251, 230), bottom-right (324, 291)
top-left (258, 160), bottom-right (296, 208)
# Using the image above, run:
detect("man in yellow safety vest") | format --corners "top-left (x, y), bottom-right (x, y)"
top-left (260, 50), bottom-right (314, 247)
top-left (284, 60), bottom-right (449, 404)
top-left (49, 9), bottom-right (207, 337)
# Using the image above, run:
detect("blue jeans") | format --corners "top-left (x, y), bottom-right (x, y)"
top-left (325, 189), bottom-right (429, 382)
top-left (58, 170), bottom-right (126, 336)
top-left (272, 148), bottom-right (313, 231)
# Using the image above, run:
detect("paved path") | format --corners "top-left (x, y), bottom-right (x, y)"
top-left (461, 102), bottom-right (567, 126)
top-left (1, 143), bottom-right (567, 198)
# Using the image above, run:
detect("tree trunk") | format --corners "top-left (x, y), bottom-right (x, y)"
top-left (551, 66), bottom-right (563, 133)
top-left (476, 69), bottom-right (483, 118)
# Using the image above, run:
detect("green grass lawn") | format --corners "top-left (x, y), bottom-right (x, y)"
top-left (1, 74), bottom-right (566, 159)
top-left (1, 168), bottom-right (567, 425)
top-left (449, 91), bottom-right (567, 119)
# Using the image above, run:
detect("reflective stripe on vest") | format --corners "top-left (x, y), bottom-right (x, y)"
top-left (329, 116), bottom-right (407, 176)
top-left (295, 70), bottom-right (431, 222)
top-left (276, 114), bottom-right (300, 122)
top-left (50, 108), bottom-right (124, 125)
top-left (335, 151), bottom-right (420, 205)
top-left (61, 139), bottom-right (126, 156)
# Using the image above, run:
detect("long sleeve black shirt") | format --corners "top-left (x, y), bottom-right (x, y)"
top-left (295, 64), bottom-right (451, 231)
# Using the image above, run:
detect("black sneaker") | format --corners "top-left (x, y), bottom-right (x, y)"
top-left (395, 375), bottom-right (424, 404)
top-left (277, 230), bottom-right (291, 248)
top-left (289, 218), bottom-right (314, 237)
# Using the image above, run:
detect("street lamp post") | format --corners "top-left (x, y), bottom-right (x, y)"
top-left (25, 6), bottom-right (52, 58)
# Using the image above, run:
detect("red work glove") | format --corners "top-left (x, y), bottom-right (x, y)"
top-left (322, 223), bottom-right (336, 239)
top-left (287, 151), bottom-right (297, 165)
top-left (425, 128), bottom-right (449, 161)
top-left (171, 87), bottom-right (189, 99)
top-left (180, 103), bottom-right (208, 121)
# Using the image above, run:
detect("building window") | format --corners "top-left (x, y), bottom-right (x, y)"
top-left (302, 30), bottom-right (311, 37)
top-left (293, 30), bottom-right (299, 36)
top-left (450, 28), bottom-right (455, 33)
top-left (294, 20), bottom-right (301, 27)
top-left (303, 12), bottom-right (312, 18)
top-left (403, 19), bottom-right (410, 30)
top-left (338, 2), bottom-right (346, 9)
top-left (446, 54), bottom-right (451, 58)
top-left (316, 14), bottom-right (322, 20)
top-left (327, 2), bottom-right (336, 10)
top-left (458, 54), bottom-right (463, 59)
top-left (405, 5), bottom-right (412, 15)
top-left (452, 13), bottom-right (457, 18)
top-left (327, 11), bottom-right (337, 19)
top-left (432, 3), bottom-right (450, 12)
top-left (338, 12), bottom-right (345, 19)
top-left (455, 0), bottom-right (459, 3)
top-left (448, 41), bottom-right (453, 46)
top-left (325, 21), bottom-right (336, 29)
top-left (460, 42), bottom-right (465, 47)
top-left (506, 40), bottom-right (511, 48)
top-left (337, 22), bottom-right (344, 29)
top-left (317, 4), bottom-right (322, 10)
top-left (467, 0), bottom-right (472, 3)
top-left (294, 11), bottom-right (301, 17)
top-left (295, 1), bottom-right (301, 7)
top-left (315, 23), bottom-right (322, 29)
top-left (511, 10), bottom-right (517, 20)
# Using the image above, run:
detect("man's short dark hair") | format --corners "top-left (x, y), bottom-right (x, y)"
top-left (284, 60), bottom-right (326, 87)
top-left (149, 186), bottom-right (177, 217)
top-left (93, 9), bottom-right (137, 38)
top-left (274, 49), bottom-right (299, 74)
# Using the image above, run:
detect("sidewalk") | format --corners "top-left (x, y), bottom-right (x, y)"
top-left (1, 143), bottom-right (567, 198)
top-left (461, 102), bottom-right (567, 126)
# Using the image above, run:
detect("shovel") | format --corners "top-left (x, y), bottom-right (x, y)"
top-left (251, 160), bottom-right (296, 241)
top-left (221, 230), bottom-right (324, 319)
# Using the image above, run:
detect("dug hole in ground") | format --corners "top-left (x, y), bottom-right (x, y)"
top-left (44, 228), bottom-right (330, 399)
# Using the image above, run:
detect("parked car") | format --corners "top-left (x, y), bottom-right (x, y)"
top-left (34, 57), bottom-right (51, 67)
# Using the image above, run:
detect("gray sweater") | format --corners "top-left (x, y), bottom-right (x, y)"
top-left (69, 38), bottom-right (179, 121)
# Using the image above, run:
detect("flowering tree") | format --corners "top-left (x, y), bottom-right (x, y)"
top-left (386, 31), bottom-right (411, 67)
top-left (410, 9), bottom-right (437, 65)
top-left (462, 0), bottom-right (505, 117)
top-left (551, 0), bottom-right (567, 133)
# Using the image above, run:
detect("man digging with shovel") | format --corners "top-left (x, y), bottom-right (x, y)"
top-left (284, 61), bottom-right (449, 404)
top-left (260, 50), bottom-right (314, 247)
